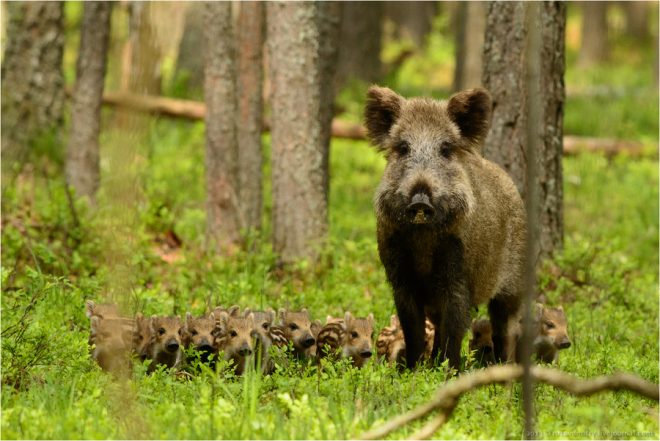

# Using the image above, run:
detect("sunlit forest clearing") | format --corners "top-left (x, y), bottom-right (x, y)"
top-left (1, 2), bottom-right (658, 440)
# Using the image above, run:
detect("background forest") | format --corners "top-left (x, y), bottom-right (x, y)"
top-left (1, 1), bottom-right (658, 439)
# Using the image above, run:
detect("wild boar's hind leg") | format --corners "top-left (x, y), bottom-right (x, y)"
top-left (488, 289), bottom-right (522, 362)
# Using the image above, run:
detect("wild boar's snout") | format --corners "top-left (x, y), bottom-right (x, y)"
top-left (238, 344), bottom-right (252, 356)
top-left (166, 340), bottom-right (180, 353)
top-left (558, 337), bottom-right (571, 349)
top-left (302, 335), bottom-right (315, 348)
top-left (406, 193), bottom-right (435, 224)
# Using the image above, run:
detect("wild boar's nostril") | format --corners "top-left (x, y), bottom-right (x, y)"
top-left (167, 342), bottom-right (180, 352)
top-left (360, 350), bottom-right (373, 358)
top-left (302, 337), bottom-right (315, 348)
top-left (558, 340), bottom-right (571, 349)
top-left (406, 193), bottom-right (435, 223)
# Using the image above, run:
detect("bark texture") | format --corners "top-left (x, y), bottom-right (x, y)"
top-left (66, 1), bottom-right (113, 201)
top-left (384, 2), bottom-right (437, 48)
top-left (176, 3), bottom-right (205, 93)
top-left (268, 1), bottom-right (339, 263)
top-left (335, 2), bottom-right (383, 88)
top-left (453, 1), bottom-right (487, 91)
top-left (578, 1), bottom-right (608, 67)
top-left (482, 1), bottom-right (565, 259)
top-left (1, 1), bottom-right (64, 171)
top-left (204, 2), bottom-right (241, 251)
top-left (237, 2), bottom-right (265, 232)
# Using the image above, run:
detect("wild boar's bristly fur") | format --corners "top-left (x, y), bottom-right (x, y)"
top-left (365, 86), bottom-right (526, 370)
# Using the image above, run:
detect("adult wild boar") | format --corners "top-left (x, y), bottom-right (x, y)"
top-left (365, 86), bottom-right (526, 370)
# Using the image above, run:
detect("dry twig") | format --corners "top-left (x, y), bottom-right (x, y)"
top-left (359, 365), bottom-right (659, 440)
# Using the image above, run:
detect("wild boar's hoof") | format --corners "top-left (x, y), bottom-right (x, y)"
top-left (406, 193), bottom-right (435, 224)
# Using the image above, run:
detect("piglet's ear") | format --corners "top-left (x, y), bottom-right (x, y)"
top-left (446, 88), bottom-right (492, 146)
top-left (364, 86), bottom-right (403, 149)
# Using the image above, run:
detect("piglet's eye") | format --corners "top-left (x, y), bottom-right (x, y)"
top-left (158, 328), bottom-right (166, 336)
top-left (395, 141), bottom-right (410, 156)
top-left (351, 331), bottom-right (359, 339)
top-left (440, 142), bottom-right (452, 158)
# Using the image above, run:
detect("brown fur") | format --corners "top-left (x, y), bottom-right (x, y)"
top-left (365, 86), bottom-right (526, 369)
top-left (317, 313), bottom-right (375, 368)
top-left (244, 308), bottom-right (276, 373)
top-left (376, 315), bottom-right (435, 365)
top-left (507, 304), bottom-right (571, 364)
top-left (277, 309), bottom-right (317, 359)
top-left (216, 311), bottom-right (256, 375)
top-left (469, 318), bottom-right (495, 365)
top-left (183, 312), bottom-right (221, 365)
top-left (132, 313), bottom-right (152, 362)
top-left (146, 316), bottom-right (184, 373)
top-left (89, 316), bottom-right (132, 375)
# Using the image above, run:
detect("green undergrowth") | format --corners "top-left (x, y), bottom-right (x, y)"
top-left (2, 118), bottom-right (658, 438)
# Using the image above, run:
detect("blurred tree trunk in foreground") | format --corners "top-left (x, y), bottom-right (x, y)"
top-left (482, 1), bottom-right (566, 259)
top-left (335, 2), bottom-right (383, 89)
top-left (237, 2), bottom-right (265, 233)
top-left (127, 2), bottom-right (162, 94)
top-left (453, 1), bottom-right (487, 91)
top-left (384, 1), bottom-right (437, 49)
top-left (578, 1), bottom-right (608, 67)
top-left (66, 2), bottom-right (113, 202)
top-left (1, 1), bottom-right (64, 176)
top-left (268, 1), bottom-right (341, 264)
top-left (204, 2), bottom-right (241, 252)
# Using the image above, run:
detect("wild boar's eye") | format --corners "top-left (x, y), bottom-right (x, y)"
top-left (262, 323), bottom-right (269, 330)
top-left (289, 323), bottom-right (298, 331)
top-left (351, 331), bottom-right (359, 339)
top-left (544, 321), bottom-right (555, 329)
top-left (230, 330), bottom-right (238, 337)
top-left (440, 142), bottom-right (453, 158)
top-left (158, 328), bottom-right (166, 335)
top-left (394, 141), bottom-right (410, 156)
top-left (191, 329), bottom-right (198, 336)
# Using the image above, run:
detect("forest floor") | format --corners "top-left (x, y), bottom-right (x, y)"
top-left (1, 120), bottom-right (658, 438)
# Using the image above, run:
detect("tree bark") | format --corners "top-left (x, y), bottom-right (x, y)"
top-left (175, 3), bottom-right (206, 94)
top-left (66, 2), bottom-right (113, 202)
top-left (236, 2), bottom-right (265, 233)
top-left (204, 2), bottom-right (241, 252)
top-left (482, 1), bottom-right (565, 259)
top-left (578, 1), bottom-right (608, 67)
top-left (268, 1), bottom-right (339, 264)
top-left (335, 2), bottom-right (383, 89)
top-left (384, 2), bottom-right (437, 49)
top-left (1, 1), bottom-right (64, 174)
top-left (453, 1), bottom-right (487, 91)
top-left (623, 1), bottom-right (650, 41)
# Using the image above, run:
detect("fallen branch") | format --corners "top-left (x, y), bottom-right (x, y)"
top-left (98, 92), bottom-right (651, 156)
top-left (359, 365), bottom-right (659, 440)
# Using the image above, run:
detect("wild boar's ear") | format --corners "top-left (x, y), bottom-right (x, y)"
top-left (344, 311), bottom-right (353, 325)
top-left (228, 305), bottom-right (241, 317)
top-left (367, 313), bottom-right (375, 327)
top-left (90, 315), bottom-right (100, 331)
top-left (209, 312), bottom-right (215, 322)
top-left (186, 312), bottom-right (192, 325)
top-left (278, 308), bottom-right (287, 323)
top-left (446, 88), bottom-right (492, 146)
top-left (364, 85), bottom-right (403, 149)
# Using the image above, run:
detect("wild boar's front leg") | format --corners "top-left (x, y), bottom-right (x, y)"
top-left (394, 295), bottom-right (426, 368)
top-left (430, 285), bottom-right (470, 371)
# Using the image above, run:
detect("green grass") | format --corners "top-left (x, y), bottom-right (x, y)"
top-left (2, 116), bottom-right (658, 438)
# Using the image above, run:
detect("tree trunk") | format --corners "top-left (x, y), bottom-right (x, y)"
top-left (204, 2), bottom-right (241, 252)
top-left (1, 1), bottom-right (64, 173)
top-left (384, 2), bottom-right (437, 49)
top-left (175, 3), bottom-right (206, 94)
top-left (127, 2), bottom-right (162, 95)
top-left (453, 1), bottom-right (487, 91)
top-left (268, 1), bottom-right (339, 264)
top-left (578, 1), bottom-right (608, 67)
top-left (236, 2), bottom-right (265, 233)
top-left (66, 1), bottom-right (113, 202)
top-left (482, 1), bottom-right (566, 259)
top-left (623, 1), bottom-right (650, 41)
top-left (335, 2), bottom-right (383, 89)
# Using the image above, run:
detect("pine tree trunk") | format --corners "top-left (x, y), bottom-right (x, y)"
top-left (204, 2), bottom-right (241, 252)
top-left (66, 1), bottom-right (113, 202)
top-left (453, 1), bottom-right (487, 91)
top-left (175, 3), bottom-right (205, 94)
top-left (335, 2), bottom-right (383, 89)
top-left (578, 1), bottom-right (608, 67)
top-left (1, 1), bottom-right (64, 173)
top-left (482, 1), bottom-right (565, 259)
top-left (236, 2), bottom-right (265, 233)
top-left (384, 2), bottom-right (437, 48)
top-left (268, 1), bottom-right (339, 264)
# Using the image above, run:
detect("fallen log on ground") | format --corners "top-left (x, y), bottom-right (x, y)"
top-left (100, 92), bottom-right (652, 156)
top-left (358, 364), bottom-right (659, 441)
